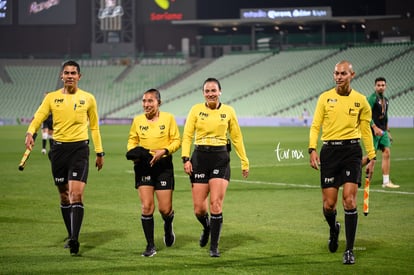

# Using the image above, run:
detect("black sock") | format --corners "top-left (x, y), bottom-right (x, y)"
top-left (344, 208), bottom-right (358, 251)
top-left (42, 139), bottom-right (46, 149)
top-left (60, 204), bottom-right (71, 238)
top-left (196, 213), bottom-right (210, 229)
top-left (162, 211), bottom-right (174, 234)
top-left (323, 208), bottom-right (337, 231)
top-left (210, 213), bottom-right (223, 249)
top-left (70, 203), bottom-right (84, 241)
top-left (141, 214), bottom-right (154, 247)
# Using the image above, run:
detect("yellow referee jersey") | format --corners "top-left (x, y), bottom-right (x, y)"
top-left (127, 111), bottom-right (181, 155)
top-left (27, 89), bottom-right (104, 153)
top-left (182, 103), bottom-right (249, 170)
top-left (309, 88), bottom-right (376, 160)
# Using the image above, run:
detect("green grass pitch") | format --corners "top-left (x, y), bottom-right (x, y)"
top-left (1, 125), bottom-right (413, 274)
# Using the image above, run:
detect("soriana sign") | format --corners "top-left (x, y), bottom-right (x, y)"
top-left (144, 0), bottom-right (195, 23)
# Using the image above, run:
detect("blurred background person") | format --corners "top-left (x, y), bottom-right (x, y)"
top-left (362, 77), bottom-right (399, 188)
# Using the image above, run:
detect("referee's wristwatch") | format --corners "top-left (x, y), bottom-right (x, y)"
top-left (96, 152), bottom-right (105, 157)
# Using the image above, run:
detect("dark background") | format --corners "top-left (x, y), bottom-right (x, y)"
top-left (0, 0), bottom-right (412, 58)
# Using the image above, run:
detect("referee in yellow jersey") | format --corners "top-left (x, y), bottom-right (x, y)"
top-left (308, 60), bottom-right (376, 264)
top-left (182, 77), bottom-right (249, 257)
top-left (25, 60), bottom-right (104, 255)
top-left (127, 88), bottom-right (181, 257)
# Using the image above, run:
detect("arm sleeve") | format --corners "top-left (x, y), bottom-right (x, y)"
top-left (127, 117), bottom-right (139, 151)
top-left (228, 108), bottom-right (249, 170)
top-left (88, 95), bottom-right (104, 153)
top-left (308, 96), bottom-right (324, 149)
top-left (181, 107), bottom-right (196, 157)
top-left (165, 115), bottom-right (181, 154)
top-left (360, 99), bottom-right (376, 160)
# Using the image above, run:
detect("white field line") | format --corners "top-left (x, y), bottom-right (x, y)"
top-left (125, 157), bottom-right (414, 195)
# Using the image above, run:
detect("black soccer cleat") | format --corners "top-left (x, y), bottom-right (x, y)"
top-left (142, 245), bottom-right (157, 257)
top-left (199, 226), bottom-right (210, 247)
top-left (343, 249), bottom-right (355, 264)
top-left (209, 247), bottom-right (220, 257)
top-left (69, 239), bottom-right (80, 255)
top-left (328, 222), bottom-right (340, 253)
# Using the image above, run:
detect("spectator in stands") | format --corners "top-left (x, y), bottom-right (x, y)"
top-left (126, 88), bottom-right (181, 257)
top-left (25, 60), bottom-right (104, 255)
top-left (41, 93), bottom-right (53, 155)
top-left (362, 77), bottom-right (399, 188)
top-left (308, 60), bottom-right (376, 265)
top-left (181, 77), bottom-right (249, 257)
top-left (302, 108), bottom-right (310, 127)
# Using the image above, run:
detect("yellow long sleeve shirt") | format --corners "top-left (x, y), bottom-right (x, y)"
top-left (309, 88), bottom-right (376, 160)
top-left (182, 103), bottom-right (249, 171)
top-left (27, 88), bottom-right (104, 153)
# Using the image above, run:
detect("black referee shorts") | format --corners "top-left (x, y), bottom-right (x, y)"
top-left (50, 140), bottom-right (89, 185)
top-left (319, 141), bottom-right (362, 188)
top-left (189, 145), bottom-right (230, 184)
top-left (134, 155), bottom-right (175, 190)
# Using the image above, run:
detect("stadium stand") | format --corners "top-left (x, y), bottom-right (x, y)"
top-left (0, 43), bottom-right (413, 125)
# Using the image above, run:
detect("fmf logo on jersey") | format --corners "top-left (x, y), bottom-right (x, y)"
top-left (151, 0), bottom-right (183, 21)
top-left (140, 125), bottom-right (149, 131)
top-left (55, 98), bottom-right (64, 104)
top-left (199, 112), bottom-right (208, 118)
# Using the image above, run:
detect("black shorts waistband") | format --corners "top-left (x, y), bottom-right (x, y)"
top-left (53, 140), bottom-right (89, 146)
top-left (194, 145), bottom-right (227, 152)
top-left (323, 139), bottom-right (360, 146)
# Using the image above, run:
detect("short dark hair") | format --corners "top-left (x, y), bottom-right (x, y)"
top-left (203, 77), bottom-right (221, 90)
top-left (62, 60), bottom-right (81, 74)
top-left (375, 77), bottom-right (386, 84)
top-left (144, 88), bottom-right (161, 104)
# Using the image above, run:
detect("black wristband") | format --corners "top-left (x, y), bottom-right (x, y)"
top-left (164, 148), bottom-right (169, 155)
top-left (96, 152), bottom-right (105, 157)
top-left (308, 148), bottom-right (316, 154)
top-left (182, 157), bottom-right (190, 163)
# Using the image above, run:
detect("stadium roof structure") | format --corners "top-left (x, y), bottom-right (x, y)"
top-left (172, 12), bottom-right (402, 48)
top-left (171, 15), bottom-right (401, 27)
